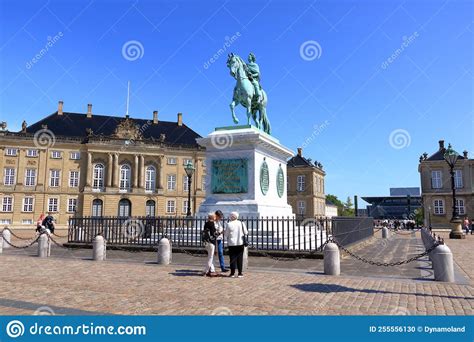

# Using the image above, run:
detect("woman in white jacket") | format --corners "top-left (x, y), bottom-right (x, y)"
top-left (224, 211), bottom-right (248, 278)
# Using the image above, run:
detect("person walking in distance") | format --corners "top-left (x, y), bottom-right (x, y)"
top-left (224, 212), bottom-right (248, 278)
top-left (215, 210), bottom-right (228, 272)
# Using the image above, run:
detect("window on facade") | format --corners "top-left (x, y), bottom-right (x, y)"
top-left (0, 219), bottom-right (12, 224)
top-left (167, 174), bottom-right (176, 190)
top-left (145, 166), bottom-right (156, 192)
top-left (23, 197), bottom-right (34, 212)
top-left (298, 200), bottom-right (306, 215)
top-left (5, 148), bottom-right (18, 156)
top-left (49, 169), bottom-right (60, 187)
top-left (297, 175), bottom-right (305, 192)
top-left (433, 199), bottom-right (444, 215)
top-left (201, 175), bottom-right (206, 190)
top-left (93, 164), bottom-right (104, 189)
top-left (48, 198), bottom-right (59, 212)
top-left (69, 170), bottom-right (79, 187)
top-left (146, 200), bottom-right (156, 217)
top-left (118, 199), bottom-right (131, 217)
top-left (2, 196), bottom-right (13, 212)
top-left (454, 170), bottom-right (463, 189)
top-left (25, 169), bottom-right (36, 186)
top-left (51, 151), bottom-right (62, 159)
top-left (70, 151), bottom-right (81, 160)
top-left (120, 165), bottom-right (131, 190)
top-left (22, 219), bottom-right (33, 225)
top-left (183, 158), bottom-right (192, 166)
top-left (167, 157), bottom-right (177, 165)
top-left (183, 175), bottom-right (190, 192)
top-left (68, 198), bottom-right (77, 213)
top-left (166, 200), bottom-right (175, 214)
top-left (456, 199), bottom-right (465, 215)
top-left (182, 200), bottom-right (190, 214)
top-left (4, 168), bottom-right (15, 186)
top-left (26, 149), bottom-right (38, 157)
top-left (92, 199), bottom-right (103, 217)
top-left (431, 171), bottom-right (442, 189)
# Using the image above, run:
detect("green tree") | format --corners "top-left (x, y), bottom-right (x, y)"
top-left (342, 196), bottom-right (355, 216)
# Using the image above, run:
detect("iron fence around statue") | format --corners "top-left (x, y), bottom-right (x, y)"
top-left (68, 216), bottom-right (373, 252)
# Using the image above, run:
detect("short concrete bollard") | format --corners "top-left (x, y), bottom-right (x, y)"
top-left (382, 227), bottom-right (389, 239)
top-left (93, 235), bottom-right (106, 261)
top-left (324, 242), bottom-right (340, 275)
top-left (432, 244), bottom-right (454, 282)
top-left (2, 229), bottom-right (11, 249)
top-left (243, 246), bottom-right (249, 270)
top-left (0, 235), bottom-right (3, 254)
top-left (157, 238), bottom-right (171, 265)
top-left (37, 234), bottom-right (50, 258)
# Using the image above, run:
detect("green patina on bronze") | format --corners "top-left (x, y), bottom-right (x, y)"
top-left (277, 165), bottom-right (284, 198)
top-left (211, 158), bottom-right (248, 194)
top-left (260, 159), bottom-right (269, 195)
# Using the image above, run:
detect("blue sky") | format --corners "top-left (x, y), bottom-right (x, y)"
top-left (0, 0), bottom-right (472, 206)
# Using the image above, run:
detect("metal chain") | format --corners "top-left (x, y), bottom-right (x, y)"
top-left (330, 238), bottom-right (440, 267)
top-left (1, 234), bottom-right (43, 249)
top-left (1, 228), bottom-right (35, 241)
top-left (52, 232), bottom-right (69, 239)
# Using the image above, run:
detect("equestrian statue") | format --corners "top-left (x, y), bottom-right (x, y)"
top-left (226, 52), bottom-right (271, 135)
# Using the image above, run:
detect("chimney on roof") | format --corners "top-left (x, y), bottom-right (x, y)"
top-left (177, 112), bottom-right (183, 126)
top-left (58, 100), bottom-right (64, 115)
top-left (153, 110), bottom-right (158, 124)
top-left (463, 150), bottom-right (468, 159)
top-left (297, 147), bottom-right (302, 157)
top-left (87, 104), bottom-right (92, 118)
top-left (438, 140), bottom-right (445, 151)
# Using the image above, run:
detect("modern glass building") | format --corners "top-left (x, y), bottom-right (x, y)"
top-left (362, 187), bottom-right (422, 219)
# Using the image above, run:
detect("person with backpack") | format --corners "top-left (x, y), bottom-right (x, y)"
top-left (224, 211), bottom-right (248, 278)
top-left (202, 213), bottom-right (218, 277)
top-left (41, 213), bottom-right (56, 234)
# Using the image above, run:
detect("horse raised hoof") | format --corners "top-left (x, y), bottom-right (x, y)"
top-left (232, 117), bottom-right (239, 124)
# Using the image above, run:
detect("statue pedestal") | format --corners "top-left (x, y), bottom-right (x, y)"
top-left (196, 125), bottom-right (294, 218)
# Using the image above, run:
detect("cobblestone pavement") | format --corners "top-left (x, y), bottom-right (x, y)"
top-left (0, 230), bottom-right (472, 315)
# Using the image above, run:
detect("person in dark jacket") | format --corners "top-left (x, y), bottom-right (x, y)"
top-left (202, 213), bottom-right (218, 277)
top-left (41, 213), bottom-right (56, 234)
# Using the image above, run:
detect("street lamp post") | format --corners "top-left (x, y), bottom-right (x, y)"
top-left (427, 205), bottom-right (432, 230)
top-left (444, 144), bottom-right (465, 239)
top-left (184, 161), bottom-right (195, 217)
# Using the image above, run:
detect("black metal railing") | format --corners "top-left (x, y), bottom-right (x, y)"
top-left (68, 216), bottom-right (373, 252)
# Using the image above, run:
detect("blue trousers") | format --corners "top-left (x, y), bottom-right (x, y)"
top-left (217, 240), bottom-right (226, 271)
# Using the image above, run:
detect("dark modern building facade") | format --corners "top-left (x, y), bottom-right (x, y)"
top-left (362, 187), bottom-right (422, 219)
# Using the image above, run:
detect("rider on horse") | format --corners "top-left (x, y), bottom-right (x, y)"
top-left (245, 53), bottom-right (263, 102)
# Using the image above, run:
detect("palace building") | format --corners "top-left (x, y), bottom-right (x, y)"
top-left (418, 140), bottom-right (473, 229)
top-left (287, 148), bottom-right (326, 218)
top-left (0, 101), bottom-right (206, 228)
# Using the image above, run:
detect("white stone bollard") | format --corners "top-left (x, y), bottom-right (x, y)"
top-left (324, 242), bottom-right (340, 275)
top-left (157, 238), bottom-right (171, 265)
top-left (2, 229), bottom-right (11, 249)
top-left (37, 234), bottom-right (50, 258)
top-left (432, 244), bottom-right (454, 282)
top-left (0, 234), bottom-right (3, 254)
top-left (243, 246), bottom-right (248, 270)
top-left (382, 227), bottom-right (389, 239)
top-left (93, 235), bottom-right (106, 261)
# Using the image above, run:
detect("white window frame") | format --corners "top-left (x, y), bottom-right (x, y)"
top-left (431, 170), bottom-right (442, 189)
top-left (4, 168), bottom-right (16, 186)
top-left (183, 158), bottom-right (192, 166)
top-left (22, 219), bottom-right (34, 225)
top-left (297, 175), bottom-right (305, 192)
top-left (167, 174), bottom-right (176, 191)
top-left (51, 150), bottom-right (62, 159)
top-left (297, 200), bottom-right (306, 215)
top-left (49, 169), bottom-right (60, 187)
top-left (93, 164), bottom-right (105, 190)
top-left (454, 170), bottom-right (463, 189)
top-left (68, 198), bottom-right (77, 213)
top-left (24, 169), bottom-right (36, 186)
top-left (69, 170), bottom-right (79, 188)
top-left (48, 198), bottom-right (59, 213)
top-left (433, 199), bottom-right (444, 215)
top-left (455, 198), bottom-right (465, 215)
top-left (166, 200), bottom-right (175, 214)
top-left (183, 175), bottom-right (190, 192)
top-left (0, 219), bottom-right (12, 224)
top-left (119, 164), bottom-right (131, 190)
top-left (182, 200), bottom-right (189, 214)
top-left (167, 157), bottom-right (177, 165)
top-left (5, 148), bottom-right (18, 156)
top-left (145, 200), bottom-right (156, 217)
top-left (70, 151), bottom-right (81, 160)
top-left (2, 196), bottom-right (13, 212)
top-left (23, 197), bottom-right (34, 212)
top-left (92, 199), bottom-right (103, 217)
top-left (26, 149), bottom-right (38, 157)
top-left (145, 166), bottom-right (156, 192)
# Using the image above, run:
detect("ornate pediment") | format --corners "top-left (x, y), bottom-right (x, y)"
top-left (114, 118), bottom-right (143, 140)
